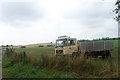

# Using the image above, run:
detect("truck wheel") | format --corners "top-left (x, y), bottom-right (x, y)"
top-left (94, 55), bottom-right (98, 58)
top-left (86, 56), bottom-right (88, 59)
top-left (72, 52), bottom-right (79, 57)
top-left (92, 55), bottom-right (94, 58)
top-left (85, 54), bottom-right (88, 59)
top-left (106, 51), bottom-right (111, 58)
top-left (72, 52), bottom-right (75, 57)
top-left (102, 54), bottom-right (106, 59)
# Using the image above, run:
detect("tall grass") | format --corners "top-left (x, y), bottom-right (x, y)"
top-left (5, 49), bottom-right (118, 78)
top-left (3, 62), bottom-right (76, 78)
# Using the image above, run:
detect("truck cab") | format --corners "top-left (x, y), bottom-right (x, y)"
top-left (55, 35), bottom-right (80, 56)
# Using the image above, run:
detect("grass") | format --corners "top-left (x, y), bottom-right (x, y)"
top-left (2, 51), bottom-right (118, 78)
top-left (14, 47), bottom-right (54, 56)
top-left (3, 63), bottom-right (77, 78)
top-left (2, 49), bottom-right (78, 78)
top-left (3, 62), bottom-right (77, 78)
top-left (2, 39), bottom-right (120, 78)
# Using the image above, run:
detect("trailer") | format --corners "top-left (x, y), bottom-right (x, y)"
top-left (79, 40), bottom-right (113, 58)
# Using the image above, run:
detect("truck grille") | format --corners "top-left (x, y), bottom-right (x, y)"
top-left (56, 50), bottom-right (63, 54)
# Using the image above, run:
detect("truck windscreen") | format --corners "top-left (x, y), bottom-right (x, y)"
top-left (56, 39), bottom-right (67, 47)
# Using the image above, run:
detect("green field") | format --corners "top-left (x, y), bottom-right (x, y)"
top-left (2, 39), bottom-right (120, 78)
top-left (14, 47), bottom-right (55, 56)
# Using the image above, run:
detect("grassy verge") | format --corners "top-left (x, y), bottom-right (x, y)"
top-left (2, 54), bottom-right (77, 78)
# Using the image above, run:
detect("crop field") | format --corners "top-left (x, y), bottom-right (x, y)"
top-left (2, 39), bottom-right (120, 78)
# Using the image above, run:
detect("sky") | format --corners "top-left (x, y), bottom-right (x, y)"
top-left (0, 0), bottom-right (118, 45)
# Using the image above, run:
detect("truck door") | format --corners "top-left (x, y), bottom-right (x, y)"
top-left (67, 39), bottom-right (77, 54)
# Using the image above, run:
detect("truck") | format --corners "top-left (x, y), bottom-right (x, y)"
top-left (55, 35), bottom-right (113, 58)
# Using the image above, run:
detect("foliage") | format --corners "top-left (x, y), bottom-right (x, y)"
top-left (113, 0), bottom-right (120, 22)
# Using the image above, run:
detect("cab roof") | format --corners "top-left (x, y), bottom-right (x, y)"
top-left (57, 35), bottom-right (76, 40)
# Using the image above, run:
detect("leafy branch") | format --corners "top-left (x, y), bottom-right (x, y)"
top-left (113, 0), bottom-right (120, 23)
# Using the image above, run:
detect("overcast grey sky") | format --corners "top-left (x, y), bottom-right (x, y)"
top-left (0, 0), bottom-right (118, 45)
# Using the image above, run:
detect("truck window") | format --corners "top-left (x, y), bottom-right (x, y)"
top-left (56, 39), bottom-right (67, 47)
top-left (68, 40), bottom-right (75, 46)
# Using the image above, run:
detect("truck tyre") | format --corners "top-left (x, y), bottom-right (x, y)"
top-left (102, 54), bottom-right (106, 59)
top-left (72, 52), bottom-right (75, 57)
top-left (106, 51), bottom-right (111, 58)
top-left (94, 54), bottom-right (98, 58)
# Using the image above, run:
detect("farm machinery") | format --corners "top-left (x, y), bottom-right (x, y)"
top-left (55, 35), bottom-right (113, 58)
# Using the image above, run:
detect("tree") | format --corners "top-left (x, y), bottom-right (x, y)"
top-left (113, 0), bottom-right (120, 23)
